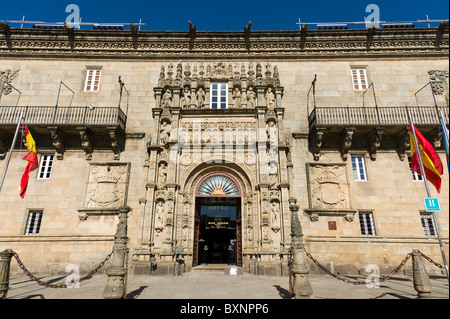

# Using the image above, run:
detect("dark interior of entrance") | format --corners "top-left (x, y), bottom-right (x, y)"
top-left (195, 197), bottom-right (240, 265)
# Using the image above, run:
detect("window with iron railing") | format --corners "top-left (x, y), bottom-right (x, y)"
top-left (25, 210), bottom-right (43, 235)
top-left (359, 212), bottom-right (376, 236)
top-left (420, 212), bottom-right (437, 237)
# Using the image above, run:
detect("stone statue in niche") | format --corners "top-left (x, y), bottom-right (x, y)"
top-left (159, 121), bottom-right (171, 145)
top-left (155, 201), bottom-right (165, 232)
top-left (268, 161), bottom-right (278, 189)
top-left (158, 163), bottom-right (167, 185)
top-left (265, 87), bottom-right (275, 108)
top-left (266, 119), bottom-right (277, 143)
top-left (232, 87), bottom-right (242, 108)
top-left (162, 89), bottom-right (172, 108)
top-left (181, 87), bottom-right (192, 108)
top-left (271, 201), bottom-right (280, 232)
top-left (246, 87), bottom-right (256, 108)
top-left (196, 87), bottom-right (206, 108)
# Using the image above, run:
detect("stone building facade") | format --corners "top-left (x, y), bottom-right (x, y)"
top-left (0, 21), bottom-right (448, 276)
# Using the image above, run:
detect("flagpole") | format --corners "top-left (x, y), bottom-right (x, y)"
top-left (439, 110), bottom-right (449, 170)
top-left (408, 110), bottom-right (431, 197)
top-left (408, 110), bottom-right (450, 282)
top-left (0, 110), bottom-right (24, 193)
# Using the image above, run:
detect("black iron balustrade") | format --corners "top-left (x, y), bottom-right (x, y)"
top-left (309, 106), bottom-right (449, 128)
top-left (0, 105), bottom-right (126, 129)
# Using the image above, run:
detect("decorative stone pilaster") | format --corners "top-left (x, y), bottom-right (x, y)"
top-left (412, 251), bottom-right (433, 299)
top-left (103, 205), bottom-right (131, 299)
top-left (0, 250), bottom-right (13, 299)
top-left (289, 202), bottom-right (313, 299)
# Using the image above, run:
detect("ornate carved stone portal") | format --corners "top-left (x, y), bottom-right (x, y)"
top-left (133, 61), bottom-right (295, 276)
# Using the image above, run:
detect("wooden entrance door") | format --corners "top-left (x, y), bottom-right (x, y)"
top-left (193, 200), bottom-right (201, 267)
top-left (236, 198), bottom-right (242, 267)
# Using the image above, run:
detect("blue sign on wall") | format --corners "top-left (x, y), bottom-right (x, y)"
top-left (424, 198), bottom-right (440, 212)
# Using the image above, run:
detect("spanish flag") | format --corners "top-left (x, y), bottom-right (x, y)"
top-left (20, 124), bottom-right (39, 198)
top-left (410, 122), bottom-right (444, 193)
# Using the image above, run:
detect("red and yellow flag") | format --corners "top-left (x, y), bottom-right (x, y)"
top-left (20, 124), bottom-right (39, 198)
top-left (410, 123), bottom-right (444, 193)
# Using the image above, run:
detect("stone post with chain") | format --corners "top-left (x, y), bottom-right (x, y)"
top-left (412, 250), bottom-right (433, 298)
top-left (289, 199), bottom-right (313, 299)
top-left (0, 250), bottom-right (13, 299)
top-left (103, 205), bottom-right (131, 299)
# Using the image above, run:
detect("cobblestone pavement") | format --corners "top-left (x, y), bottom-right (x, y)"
top-left (4, 270), bottom-right (449, 300)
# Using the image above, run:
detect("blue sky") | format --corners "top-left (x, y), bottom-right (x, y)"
top-left (1, 0), bottom-right (449, 31)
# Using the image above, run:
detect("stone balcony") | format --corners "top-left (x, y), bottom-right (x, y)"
top-left (308, 105), bottom-right (449, 161)
top-left (0, 105), bottom-right (127, 160)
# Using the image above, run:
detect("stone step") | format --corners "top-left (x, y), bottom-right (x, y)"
top-left (192, 264), bottom-right (244, 275)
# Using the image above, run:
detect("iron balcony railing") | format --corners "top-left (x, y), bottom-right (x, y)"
top-left (309, 106), bottom-right (449, 127)
top-left (0, 105), bottom-right (126, 129)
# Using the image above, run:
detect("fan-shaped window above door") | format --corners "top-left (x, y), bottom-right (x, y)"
top-left (197, 174), bottom-right (240, 196)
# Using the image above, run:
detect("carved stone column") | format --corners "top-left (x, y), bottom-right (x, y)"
top-left (412, 251), bottom-right (433, 299)
top-left (0, 250), bottom-right (13, 299)
top-left (104, 205), bottom-right (131, 299)
top-left (289, 202), bottom-right (313, 299)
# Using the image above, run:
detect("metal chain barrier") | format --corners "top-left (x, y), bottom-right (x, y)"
top-left (5, 248), bottom-right (114, 289)
top-left (302, 249), bottom-right (444, 285)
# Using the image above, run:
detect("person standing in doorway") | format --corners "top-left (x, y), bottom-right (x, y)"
top-left (228, 239), bottom-right (236, 265)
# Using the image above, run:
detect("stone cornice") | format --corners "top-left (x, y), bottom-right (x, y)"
top-left (0, 26), bottom-right (448, 61)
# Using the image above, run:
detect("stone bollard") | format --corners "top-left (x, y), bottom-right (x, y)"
top-left (289, 202), bottom-right (313, 299)
top-left (103, 206), bottom-right (131, 299)
top-left (0, 250), bottom-right (13, 299)
top-left (412, 250), bottom-right (433, 299)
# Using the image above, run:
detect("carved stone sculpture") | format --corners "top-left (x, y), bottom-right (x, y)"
top-left (162, 89), bottom-right (172, 108)
top-left (0, 69), bottom-right (19, 97)
top-left (196, 87), bottom-right (206, 108)
top-left (155, 201), bottom-right (165, 232)
top-left (246, 87), bottom-right (256, 108)
top-left (181, 86), bottom-right (192, 108)
top-left (84, 164), bottom-right (129, 210)
top-left (159, 121), bottom-right (171, 145)
top-left (271, 201), bottom-right (280, 232)
top-left (232, 87), bottom-right (242, 108)
top-left (265, 87), bottom-right (275, 108)
top-left (429, 69), bottom-right (449, 105)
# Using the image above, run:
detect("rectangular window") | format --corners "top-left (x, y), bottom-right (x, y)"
top-left (408, 156), bottom-right (423, 181)
top-left (25, 210), bottom-right (43, 235)
top-left (359, 212), bottom-right (376, 236)
top-left (351, 155), bottom-right (367, 181)
top-left (84, 69), bottom-right (102, 92)
top-left (210, 82), bottom-right (228, 109)
top-left (420, 213), bottom-right (437, 237)
top-left (37, 154), bottom-right (54, 179)
top-left (351, 68), bottom-right (368, 91)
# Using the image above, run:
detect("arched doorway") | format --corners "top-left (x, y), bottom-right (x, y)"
top-left (193, 173), bottom-right (242, 267)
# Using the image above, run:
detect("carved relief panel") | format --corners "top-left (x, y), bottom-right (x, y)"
top-left (78, 163), bottom-right (130, 220)
top-left (305, 163), bottom-right (356, 222)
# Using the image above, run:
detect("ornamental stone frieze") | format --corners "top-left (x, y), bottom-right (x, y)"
top-left (0, 26), bottom-right (447, 60)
